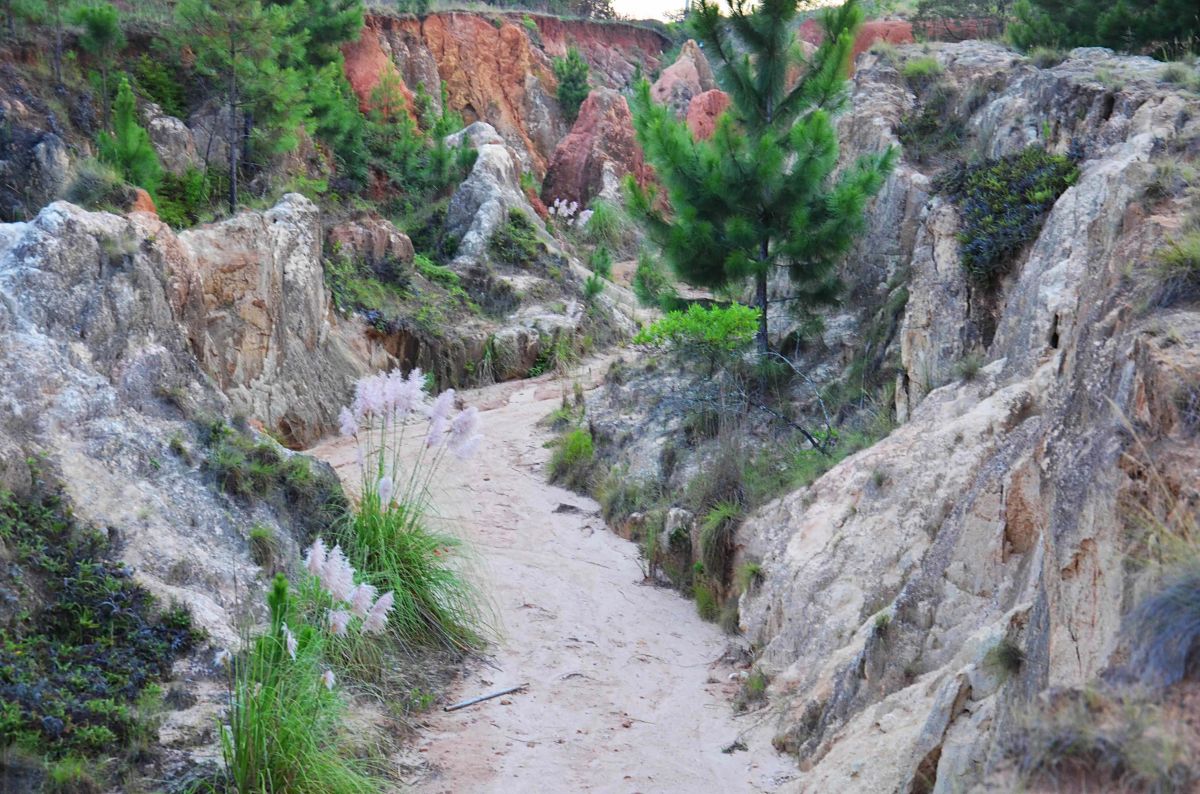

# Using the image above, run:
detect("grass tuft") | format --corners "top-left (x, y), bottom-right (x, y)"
top-left (1128, 562), bottom-right (1200, 687)
top-left (548, 428), bottom-right (596, 493)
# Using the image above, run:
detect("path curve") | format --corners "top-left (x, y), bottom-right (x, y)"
top-left (314, 362), bottom-right (794, 793)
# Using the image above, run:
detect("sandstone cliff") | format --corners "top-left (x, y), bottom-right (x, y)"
top-left (343, 12), bottom-right (669, 179)
top-left (742, 44), bottom-right (1199, 792)
top-left (586, 42), bottom-right (1200, 792)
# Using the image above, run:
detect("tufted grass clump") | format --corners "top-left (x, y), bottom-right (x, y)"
top-left (901, 56), bottom-right (942, 85)
top-left (221, 575), bottom-right (381, 794)
top-left (335, 370), bottom-right (487, 652)
top-left (548, 428), bottom-right (596, 492)
top-left (1007, 689), bottom-right (1194, 792)
top-left (693, 580), bottom-right (720, 622)
top-left (984, 638), bottom-right (1026, 680)
top-left (489, 208), bottom-right (546, 269)
top-left (584, 199), bottom-right (625, 250)
top-left (0, 490), bottom-right (201, 762)
top-left (934, 146), bottom-right (1078, 284)
top-left (1161, 63), bottom-right (1193, 84)
top-left (584, 272), bottom-right (605, 302)
top-left (736, 562), bottom-right (764, 594)
top-left (1127, 562), bottom-right (1200, 687)
top-left (699, 501), bottom-right (741, 582)
top-left (1028, 46), bottom-right (1066, 68)
top-left (1153, 231), bottom-right (1200, 307)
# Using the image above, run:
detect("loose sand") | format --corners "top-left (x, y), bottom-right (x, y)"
top-left (313, 361), bottom-right (794, 793)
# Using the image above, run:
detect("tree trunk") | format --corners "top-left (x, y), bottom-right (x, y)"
top-left (227, 60), bottom-right (238, 216)
top-left (100, 66), bottom-right (110, 130)
top-left (51, 2), bottom-right (62, 86)
top-left (755, 270), bottom-right (769, 356)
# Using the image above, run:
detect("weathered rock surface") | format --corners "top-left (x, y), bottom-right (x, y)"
top-left (651, 39), bottom-right (717, 118)
top-left (326, 213), bottom-right (416, 269)
top-left (733, 43), bottom-right (1200, 792)
top-left (540, 88), bottom-right (649, 208)
top-left (178, 195), bottom-right (368, 447)
top-left (343, 12), bottom-right (668, 177)
top-left (142, 102), bottom-right (202, 175)
top-left (686, 88), bottom-right (731, 141)
top-left (446, 122), bottom-right (547, 270)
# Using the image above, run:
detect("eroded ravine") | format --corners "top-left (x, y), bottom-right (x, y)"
top-left (312, 362), bottom-right (794, 793)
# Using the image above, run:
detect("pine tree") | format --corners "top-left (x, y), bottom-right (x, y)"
top-left (98, 76), bottom-right (163, 197)
top-left (69, 2), bottom-right (125, 129)
top-left (553, 47), bottom-right (590, 124)
top-left (628, 0), bottom-right (896, 355)
top-left (175, 0), bottom-right (303, 214)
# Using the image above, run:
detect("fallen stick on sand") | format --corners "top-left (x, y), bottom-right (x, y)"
top-left (444, 683), bottom-right (529, 712)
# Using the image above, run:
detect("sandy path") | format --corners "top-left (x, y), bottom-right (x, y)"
top-left (313, 362), bottom-right (794, 793)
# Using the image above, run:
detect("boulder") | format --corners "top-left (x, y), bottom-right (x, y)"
top-left (326, 214), bottom-right (415, 269)
top-left (651, 40), bottom-right (717, 118)
top-left (178, 194), bottom-right (368, 446)
top-left (540, 88), bottom-right (649, 209)
top-left (685, 89), bottom-right (730, 141)
top-left (445, 122), bottom-right (546, 270)
top-left (142, 102), bottom-right (201, 175)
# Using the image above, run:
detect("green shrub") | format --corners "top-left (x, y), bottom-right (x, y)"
top-left (631, 251), bottom-right (680, 310)
top-left (44, 756), bottom-right (100, 794)
top-left (896, 84), bottom-right (966, 164)
top-left (156, 167), bottom-right (213, 228)
top-left (132, 53), bottom-right (186, 118)
top-left (901, 56), bottom-right (942, 84)
top-left (693, 581), bottom-right (720, 622)
top-left (583, 272), bottom-right (604, 301)
top-left (1154, 231), bottom-right (1200, 306)
top-left (98, 76), bottom-right (163, 197)
top-left (934, 147), bottom-right (1078, 284)
top-left (634, 303), bottom-right (760, 364)
top-left (548, 428), bottom-right (595, 492)
top-left (489, 208), bottom-right (546, 268)
top-left (0, 491), bottom-right (201, 760)
top-left (1028, 46), bottom-right (1066, 68)
top-left (589, 245), bottom-right (613, 279)
top-left (553, 46), bottom-right (590, 124)
top-left (585, 199), bottom-right (624, 249)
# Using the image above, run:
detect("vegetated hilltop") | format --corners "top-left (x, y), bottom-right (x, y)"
top-left (579, 40), bottom-right (1200, 793)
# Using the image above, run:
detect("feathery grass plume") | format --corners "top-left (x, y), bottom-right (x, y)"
top-left (220, 575), bottom-right (381, 793)
top-left (334, 370), bottom-right (489, 650)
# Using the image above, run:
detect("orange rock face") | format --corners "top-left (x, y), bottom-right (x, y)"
top-left (343, 13), bottom-right (669, 179)
top-left (798, 19), bottom-right (915, 69)
top-left (686, 89), bottom-right (730, 141)
top-left (129, 188), bottom-right (157, 216)
top-left (651, 40), bottom-right (717, 117)
top-left (540, 88), bottom-right (649, 209)
top-left (342, 20), bottom-right (415, 116)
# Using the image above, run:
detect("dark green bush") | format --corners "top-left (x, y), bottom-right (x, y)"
top-left (489, 209), bottom-right (545, 268)
top-left (0, 491), bottom-right (201, 758)
top-left (132, 54), bottom-right (187, 119)
top-left (553, 47), bottom-right (590, 124)
top-left (934, 147), bottom-right (1078, 283)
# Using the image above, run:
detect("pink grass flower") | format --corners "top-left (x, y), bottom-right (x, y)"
top-left (321, 544), bottom-right (357, 603)
top-left (377, 475), bottom-right (394, 507)
top-left (322, 669), bottom-right (336, 691)
top-left (304, 538), bottom-right (327, 578)
top-left (338, 406), bottom-right (358, 437)
top-left (361, 591), bottom-right (395, 635)
top-left (426, 389), bottom-right (456, 447)
top-left (328, 609), bottom-right (351, 637)
top-left (350, 583), bottom-right (378, 618)
top-left (282, 623), bottom-right (298, 661)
